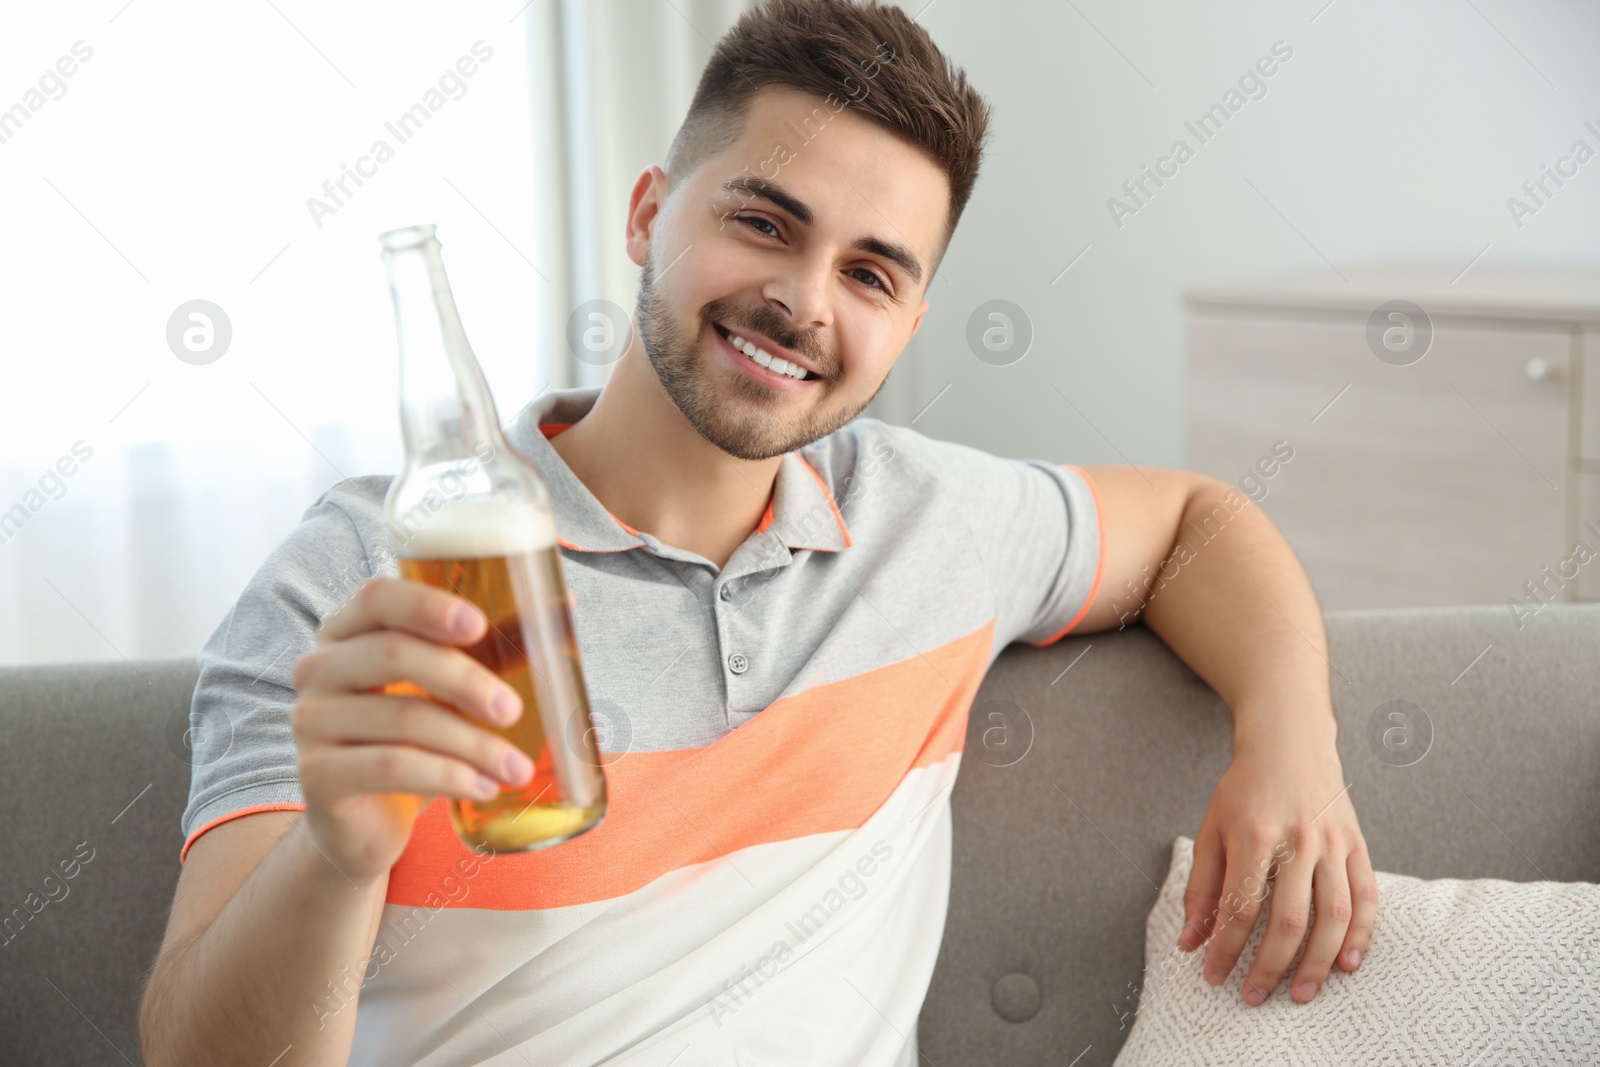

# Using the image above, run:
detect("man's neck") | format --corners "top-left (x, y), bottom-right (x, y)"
top-left (546, 353), bottom-right (780, 571)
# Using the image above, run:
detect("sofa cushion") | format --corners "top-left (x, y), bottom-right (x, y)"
top-left (1113, 835), bottom-right (1600, 1064)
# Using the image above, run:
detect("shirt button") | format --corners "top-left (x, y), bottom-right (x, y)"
top-left (718, 584), bottom-right (733, 602)
top-left (727, 652), bottom-right (749, 675)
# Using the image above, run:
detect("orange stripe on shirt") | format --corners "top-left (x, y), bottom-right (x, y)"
top-left (385, 617), bottom-right (994, 911)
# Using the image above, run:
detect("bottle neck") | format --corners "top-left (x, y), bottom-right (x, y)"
top-left (383, 233), bottom-right (503, 462)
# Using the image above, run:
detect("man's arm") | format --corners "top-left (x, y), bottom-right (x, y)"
top-left (141, 578), bottom-right (538, 1063)
top-left (1069, 466), bottom-right (1336, 743)
top-left (1067, 465), bottom-right (1379, 1007)
top-left (139, 813), bottom-right (388, 1066)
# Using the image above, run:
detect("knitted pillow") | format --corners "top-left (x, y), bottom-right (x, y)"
top-left (1113, 835), bottom-right (1600, 1064)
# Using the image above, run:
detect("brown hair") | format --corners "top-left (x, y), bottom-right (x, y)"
top-left (664, 0), bottom-right (991, 277)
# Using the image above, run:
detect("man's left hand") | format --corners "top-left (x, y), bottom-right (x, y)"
top-left (1176, 738), bottom-right (1379, 1006)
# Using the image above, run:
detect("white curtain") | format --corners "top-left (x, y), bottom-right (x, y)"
top-left (0, 2), bottom-right (551, 667)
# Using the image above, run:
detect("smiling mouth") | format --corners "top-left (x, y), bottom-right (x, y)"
top-left (713, 322), bottom-right (819, 381)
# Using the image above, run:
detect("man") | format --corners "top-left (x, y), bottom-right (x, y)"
top-left (139, 1), bottom-right (1377, 1064)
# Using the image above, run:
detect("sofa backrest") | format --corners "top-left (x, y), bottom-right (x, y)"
top-left (1, 604), bottom-right (1595, 1065)
top-left (3, 653), bottom-right (199, 1066)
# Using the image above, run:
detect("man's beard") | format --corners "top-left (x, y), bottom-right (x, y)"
top-left (633, 255), bottom-right (885, 461)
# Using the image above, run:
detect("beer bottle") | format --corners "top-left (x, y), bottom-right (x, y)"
top-left (377, 223), bottom-right (606, 851)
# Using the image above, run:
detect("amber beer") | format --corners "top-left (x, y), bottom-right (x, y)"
top-left (386, 498), bottom-right (606, 851)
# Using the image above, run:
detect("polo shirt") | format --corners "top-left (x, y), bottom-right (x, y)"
top-left (179, 384), bottom-right (1104, 1066)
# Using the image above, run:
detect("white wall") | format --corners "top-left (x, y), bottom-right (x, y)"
top-left (895, 0), bottom-right (1600, 465)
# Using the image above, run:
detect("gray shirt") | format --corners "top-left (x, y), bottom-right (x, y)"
top-left (178, 385), bottom-right (1103, 1066)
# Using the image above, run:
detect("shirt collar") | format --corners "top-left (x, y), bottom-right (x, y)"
top-left (503, 386), bottom-right (851, 556)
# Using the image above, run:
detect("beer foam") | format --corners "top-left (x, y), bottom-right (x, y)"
top-left (392, 498), bottom-right (557, 558)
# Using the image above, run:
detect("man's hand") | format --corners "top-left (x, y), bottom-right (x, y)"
top-left (1176, 734), bottom-right (1379, 1006)
top-left (290, 577), bottom-right (533, 883)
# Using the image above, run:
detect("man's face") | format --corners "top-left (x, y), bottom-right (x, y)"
top-left (628, 87), bottom-right (948, 461)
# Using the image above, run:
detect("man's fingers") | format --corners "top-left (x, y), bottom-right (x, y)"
top-left (1336, 843), bottom-right (1380, 972)
top-left (1179, 830), bottom-right (1225, 952)
top-left (1201, 839), bottom-right (1269, 987)
top-left (1288, 854), bottom-right (1354, 1002)
top-left (300, 741), bottom-right (503, 808)
top-left (1240, 844), bottom-right (1315, 1006)
top-left (296, 629), bottom-right (519, 728)
top-left (291, 693), bottom-right (533, 788)
top-left (314, 576), bottom-right (486, 647)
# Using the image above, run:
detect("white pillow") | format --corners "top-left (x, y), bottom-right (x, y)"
top-left (1113, 835), bottom-right (1600, 1065)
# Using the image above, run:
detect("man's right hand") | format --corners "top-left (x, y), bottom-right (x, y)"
top-left (289, 576), bottom-right (533, 883)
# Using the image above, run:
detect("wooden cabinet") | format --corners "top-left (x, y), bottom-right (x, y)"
top-left (1184, 266), bottom-right (1600, 611)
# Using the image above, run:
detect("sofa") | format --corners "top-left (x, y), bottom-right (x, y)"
top-left (2, 603), bottom-right (1596, 1065)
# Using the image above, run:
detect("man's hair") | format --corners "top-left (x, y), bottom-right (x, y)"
top-left (664, 0), bottom-right (991, 277)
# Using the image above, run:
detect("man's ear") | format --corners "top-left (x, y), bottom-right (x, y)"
top-left (625, 165), bottom-right (669, 268)
top-left (909, 298), bottom-right (930, 340)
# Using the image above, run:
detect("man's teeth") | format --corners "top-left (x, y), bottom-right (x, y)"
top-left (727, 330), bottom-right (809, 380)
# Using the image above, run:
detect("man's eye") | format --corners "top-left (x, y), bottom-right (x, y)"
top-left (852, 268), bottom-right (888, 292)
top-left (737, 215), bottom-right (780, 238)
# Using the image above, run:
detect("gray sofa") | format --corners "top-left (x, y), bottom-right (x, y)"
top-left (3, 604), bottom-right (1596, 1065)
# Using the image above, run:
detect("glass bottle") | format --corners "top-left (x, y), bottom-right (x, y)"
top-left (377, 223), bottom-right (605, 851)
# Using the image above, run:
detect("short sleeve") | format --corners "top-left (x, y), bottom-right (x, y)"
top-left (896, 429), bottom-right (1105, 650)
top-left (178, 482), bottom-right (390, 863)
top-left (1007, 461), bottom-right (1105, 646)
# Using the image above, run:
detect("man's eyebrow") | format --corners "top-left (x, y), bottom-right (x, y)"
top-left (718, 175), bottom-right (924, 286)
top-left (721, 176), bottom-right (813, 225)
top-left (852, 235), bottom-right (922, 287)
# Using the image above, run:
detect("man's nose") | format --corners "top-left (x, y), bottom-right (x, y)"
top-left (760, 254), bottom-right (834, 335)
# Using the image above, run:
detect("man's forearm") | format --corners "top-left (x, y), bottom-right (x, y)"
top-left (1136, 478), bottom-right (1338, 754)
top-left (140, 822), bottom-right (387, 1067)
